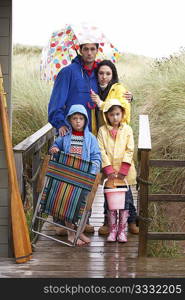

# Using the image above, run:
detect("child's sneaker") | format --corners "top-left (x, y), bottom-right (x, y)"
top-left (128, 223), bottom-right (139, 234)
top-left (84, 223), bottom-right (95, 233)
top-left (98, 224), bottom-right (109, 235)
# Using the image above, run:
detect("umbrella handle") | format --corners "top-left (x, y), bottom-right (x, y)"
top-left (87, 101), bottom-right (96, 109)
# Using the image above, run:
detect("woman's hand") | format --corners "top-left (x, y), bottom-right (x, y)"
top-left (50, 146), bottom-right (60, 154)
top-left (90, 89), bottom-right (102, 107)
top-left (59, 125), bottom-right (68, 136)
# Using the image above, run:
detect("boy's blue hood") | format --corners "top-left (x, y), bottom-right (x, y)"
top-left (65, 104), bottom-right (89, 129)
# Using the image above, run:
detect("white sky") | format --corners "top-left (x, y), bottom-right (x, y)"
top-left (12, 0), bottom-right (185, 58)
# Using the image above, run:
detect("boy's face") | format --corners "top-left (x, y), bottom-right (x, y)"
top-left (69, 113), bottom-right (86, 131)
top-left (107, 107), bottom-right (123, 128)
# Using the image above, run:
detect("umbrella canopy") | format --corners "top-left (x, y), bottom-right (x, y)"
top-left (40, 23), bottom-right (121, 81)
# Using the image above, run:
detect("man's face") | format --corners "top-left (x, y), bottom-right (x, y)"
top-left (80, 43), bottom-right (98, 65)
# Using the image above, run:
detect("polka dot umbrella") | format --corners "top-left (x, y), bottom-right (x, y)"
top-left (40, 23), bottom-right (121, 82)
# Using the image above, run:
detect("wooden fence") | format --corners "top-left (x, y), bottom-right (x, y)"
top-left (137, 115), bottom-right (185, 257)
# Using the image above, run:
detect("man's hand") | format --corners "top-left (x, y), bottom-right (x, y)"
top-left (59, 125), bottom-right (68, 136)
top-left (124, 91), bottom-right (133, 103)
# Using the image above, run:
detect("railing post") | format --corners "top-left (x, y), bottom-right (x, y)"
top-left (137, 115), bottom-right (152, 257)
top-left (14, 151), bottom-right (24, 198)
top-left (138, 149), bottom-right (150, 257)
top-left (32, 150), bottom-right (41, 211)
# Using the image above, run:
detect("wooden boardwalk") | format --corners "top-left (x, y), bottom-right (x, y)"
top-left (0, 185), bottom-right (185, 278)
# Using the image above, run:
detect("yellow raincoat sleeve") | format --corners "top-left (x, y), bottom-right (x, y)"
top-left (97, 127), bottom-right (112, 168)
top-left (123, 126), bottom-right (135, 164)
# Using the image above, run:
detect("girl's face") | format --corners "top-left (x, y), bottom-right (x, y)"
top-left (107, 106), bottom-right (123, 128)
top-left (69, 113), bottom-right (85, 131)
top-left (98, 65), bottom-right (112, 86)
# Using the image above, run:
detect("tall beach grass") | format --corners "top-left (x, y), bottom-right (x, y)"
top-left (12, 46), bottom-right (52, 145)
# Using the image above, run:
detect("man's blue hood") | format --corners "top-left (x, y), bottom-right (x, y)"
top-left (71, 55), bottom-right (82, 65)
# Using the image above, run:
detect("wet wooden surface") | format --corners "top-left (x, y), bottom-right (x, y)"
top-left (0, 186), bottom-right (185, 278)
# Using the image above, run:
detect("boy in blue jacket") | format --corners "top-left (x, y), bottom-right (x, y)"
top-left (50, 104), bottom-right (101, 245)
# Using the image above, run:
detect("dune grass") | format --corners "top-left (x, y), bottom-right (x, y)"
top-left (12, 51), bottom-right (52, 145)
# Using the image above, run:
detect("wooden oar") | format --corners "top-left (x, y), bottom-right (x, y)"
top-left (0, 66), bottom-right (32, 263)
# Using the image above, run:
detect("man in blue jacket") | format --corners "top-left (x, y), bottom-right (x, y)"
top-left (48, 43), bottom-right (99, 137)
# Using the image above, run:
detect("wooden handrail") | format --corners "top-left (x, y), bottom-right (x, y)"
top-left (149, 159), bottom-right (185, 167)
top-left (13, 123), bottom-right (55, 209)
top-left (148, 232), bottom-right (185, 240)
top-left (13, 123), bottom-right (55, 155)
top-left (148, 194), bottom-right (185, 202)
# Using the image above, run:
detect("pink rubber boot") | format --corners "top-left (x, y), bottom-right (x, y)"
top-left (117, 210), bottom-right (129, 243)
top-left (107, 210), bottom-right (117, 242)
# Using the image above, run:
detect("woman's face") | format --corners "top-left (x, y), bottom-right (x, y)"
top-left (98, 65), bottom-right (112, 86)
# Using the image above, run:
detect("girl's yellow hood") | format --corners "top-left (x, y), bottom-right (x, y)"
top-left (102, 98), bottom-right (130, 125)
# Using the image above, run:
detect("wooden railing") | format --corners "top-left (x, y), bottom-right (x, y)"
top-left (137, 115), bottom-right (185, 257)
top-left (13, 123), bottom-right (55, 210)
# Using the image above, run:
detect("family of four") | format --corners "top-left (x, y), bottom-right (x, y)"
top-left (48, 42), bottom-right (138, 246)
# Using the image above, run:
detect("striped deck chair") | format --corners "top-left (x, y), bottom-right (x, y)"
top-left (31, 152), bottom-right (101, 246)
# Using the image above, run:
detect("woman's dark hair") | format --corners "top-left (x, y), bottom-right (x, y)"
top-left (96, 60), bottom-right (119, 101)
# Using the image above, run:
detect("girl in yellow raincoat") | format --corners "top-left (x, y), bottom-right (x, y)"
top-left (97, 98), bottom-right (137, 242)
top-left (91, 60), bottom-right (139, 235)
